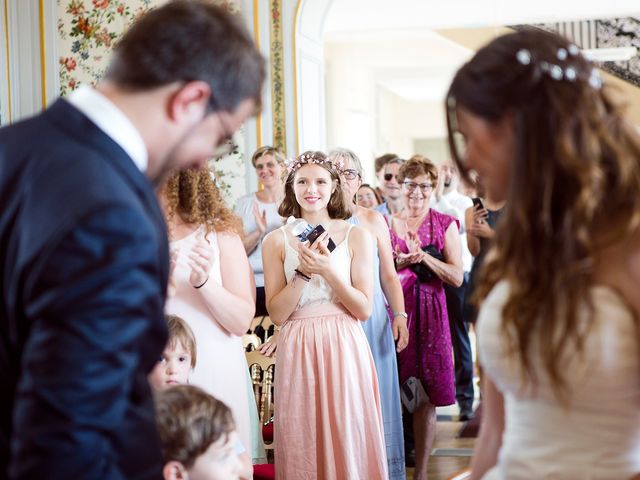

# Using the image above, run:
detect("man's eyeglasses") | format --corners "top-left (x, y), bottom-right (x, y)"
top-left (209, 93), bottom-right (235, 160)
top-left (342, 169), bottom-right (361, 181)
top-left (403, 181), bottom-right (433, 193)
top-left (384, 173), bottom-right (399, 182)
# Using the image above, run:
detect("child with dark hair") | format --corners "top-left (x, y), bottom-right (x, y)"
top-left (155, 385), bottom-right (243, 480)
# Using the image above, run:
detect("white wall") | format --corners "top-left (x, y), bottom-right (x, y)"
top-left (324, 30), bottom-right (465, 182)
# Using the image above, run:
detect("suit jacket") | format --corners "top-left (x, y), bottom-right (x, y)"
top-left (0, 99), bottom-right (169, 479)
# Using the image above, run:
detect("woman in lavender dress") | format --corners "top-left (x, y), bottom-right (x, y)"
top-left (388, 156), bottom-right (463, 480)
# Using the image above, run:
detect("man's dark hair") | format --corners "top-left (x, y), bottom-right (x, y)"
top-left (374, 153), bottom-right (399, 173)
top-left (106, 0), bottom-right (265, 112)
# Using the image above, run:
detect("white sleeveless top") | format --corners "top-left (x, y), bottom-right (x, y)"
top-left (165, 226), bottom-right (253, 454)
top-left (477, 281), bottom-right (640, 479)
top-left (281, 224), bottom-right (353, 309)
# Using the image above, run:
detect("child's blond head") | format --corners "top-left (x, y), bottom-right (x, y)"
top-left (166, 314), bottom-right (196, 368)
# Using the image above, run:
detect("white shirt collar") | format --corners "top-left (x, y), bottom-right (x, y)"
top-left (67, 85), bottom-right (148, 173)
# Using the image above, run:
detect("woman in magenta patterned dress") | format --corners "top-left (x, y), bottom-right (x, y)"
top-left (388, 156), bottom-right (463, 480)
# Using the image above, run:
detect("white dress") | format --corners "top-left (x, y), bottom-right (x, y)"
top-left (234, 193), bottom-right (283, 287)
top-left (165, 226), bottom-right (253, 455)
top-left (478, 281), bottom-right (640, 479)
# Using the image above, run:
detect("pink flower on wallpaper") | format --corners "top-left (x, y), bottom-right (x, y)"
top-left (69, 79), bottom-right (77, 90)
top-left (116, 3), bottom-right (125, 14)
top-left (95, 28), bottom-right (112, 47)
top-left (92, 0), bottom-right (110, 9)
top-left (66, 0), bottom-right (84, 15)
top-left (60, 57), bottom-right (77, 72)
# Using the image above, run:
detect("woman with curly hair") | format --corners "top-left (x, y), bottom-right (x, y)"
top-left (447, 29), bottom-right (640, 479)
top-left (159, 168), bottom-right (262, 464)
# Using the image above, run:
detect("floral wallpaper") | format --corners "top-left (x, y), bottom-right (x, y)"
top-left (56, 0), bottom-right (246, 204)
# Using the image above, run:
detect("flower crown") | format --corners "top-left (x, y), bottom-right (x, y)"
top-left (515, 44), bottom-right (603, 89)
top-left (285, 151), bottom-right (344, 177)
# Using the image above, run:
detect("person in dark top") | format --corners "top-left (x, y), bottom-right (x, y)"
top-left (0, 2), bottom-right (264, 478)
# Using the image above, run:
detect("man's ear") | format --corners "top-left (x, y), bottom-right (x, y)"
top-left (167, 80), bottom-right (212, 124)
top-left (163, 460), bottom-right (189, 480)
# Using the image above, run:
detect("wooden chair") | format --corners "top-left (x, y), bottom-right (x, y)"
top-left (246, 350), bottom-right (276, 450)
top-left (248, 315), bottom-right (276, 344)
top-left (242, 333), bottom-right (262, 352)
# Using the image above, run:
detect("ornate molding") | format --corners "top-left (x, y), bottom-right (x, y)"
top-left (269, 0), bottom-right (286, 154)
top-left (516, 18), bottom-right (640, 88)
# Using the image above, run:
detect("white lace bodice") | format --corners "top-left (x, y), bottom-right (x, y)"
top-left (281, 224), bottom-right (353, 309)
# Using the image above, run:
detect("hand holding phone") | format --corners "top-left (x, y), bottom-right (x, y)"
top-left (472, 197), bottom-right (485, 211)
top-left (306, 224), bottom-right (336, 252)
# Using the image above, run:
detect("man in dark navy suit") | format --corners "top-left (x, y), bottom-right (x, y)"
top-left (0, 2), bottom-right (264, 478)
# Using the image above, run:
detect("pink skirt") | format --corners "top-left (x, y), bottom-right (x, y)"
top-left (274, 303), bottom-right (389, 479)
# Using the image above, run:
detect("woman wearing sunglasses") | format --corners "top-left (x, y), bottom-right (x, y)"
top-left (387, 155), bottom-right (463, 480)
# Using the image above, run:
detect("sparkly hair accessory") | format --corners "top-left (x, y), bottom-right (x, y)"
top-left (515, 45), bottom-right (603, 89)
top-left (286, 151), bottom-right (344, 177)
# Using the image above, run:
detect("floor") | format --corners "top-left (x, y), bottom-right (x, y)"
top-left (405, 373), bottom-right (479, 480)
top-left (406, 417), bottom-right (474, 480)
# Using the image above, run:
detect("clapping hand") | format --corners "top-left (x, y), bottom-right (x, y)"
top-left (394, 244), bottom-right (422, 269)
top-left (188, 241), bottom-right (214, 288)
top-left (253, 202), bottom-right (267, 235)
top-left (405, 230), bottom-right (423, 256)
top-left (167, 247), bottom-right (178, 297)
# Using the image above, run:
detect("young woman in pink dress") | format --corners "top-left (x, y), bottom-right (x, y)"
top-left (262, 151), bottom-right (388, 479)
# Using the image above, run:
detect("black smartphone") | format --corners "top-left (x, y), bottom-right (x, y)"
top-left (306, 224), bottom-right (336, 252)
top-left (472, 197), bottom-right (485, 210)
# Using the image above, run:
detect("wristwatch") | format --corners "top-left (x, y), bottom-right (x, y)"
top-left (393, 311), bottom-right (408, 320)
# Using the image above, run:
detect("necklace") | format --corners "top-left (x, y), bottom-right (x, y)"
top-left (405, 211), bottom-right (428, 233)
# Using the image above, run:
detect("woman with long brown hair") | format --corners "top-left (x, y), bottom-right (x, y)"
top-left (447, 29), bottom-right (640, 479)
top-left (160, 168), bottom-right (263, 465)
top-left (262, 151), bottom-right (388, 479)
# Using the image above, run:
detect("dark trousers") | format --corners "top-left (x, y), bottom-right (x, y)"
top-left (255, 286), bottom-right (268, 317)
top-left (444, 274), bottom-right (474, 408)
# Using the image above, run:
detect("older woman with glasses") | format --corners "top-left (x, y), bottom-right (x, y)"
top-left (328, 147), bottom-right (409, 479)
top-left (387, 155), bottom-right (463, 480)
top-left (234, 146), bottom-right (286, 316)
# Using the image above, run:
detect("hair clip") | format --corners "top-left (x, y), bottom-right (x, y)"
top-left (516, 49), bottom-right (531, 65)
top-left (588, 69), bottom-right (603, 89)
top-left (550, 64), bottom-right (563, 80)
top-left (564, 66), bottom-right (577, 81)
top-left (514, 44), bottom-right (603, 89)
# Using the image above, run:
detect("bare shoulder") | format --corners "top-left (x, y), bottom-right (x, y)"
top-left (348, 224), bottom-right (373, 247)
top-left (357, 207), bottom-right (390, 241)
top-left (263, 227), bottom-right (285, 249)
top-left (215, 230), bottom-right (245, 253)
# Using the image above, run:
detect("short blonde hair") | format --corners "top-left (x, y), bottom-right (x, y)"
top-left (166, 314), bottom-right (197, 368)
top-left (251, 146), bottom-right (286, 168)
